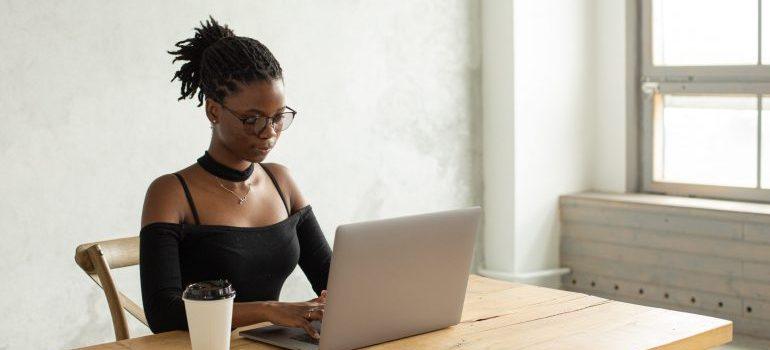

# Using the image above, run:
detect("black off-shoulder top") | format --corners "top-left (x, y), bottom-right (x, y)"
top-left (139, 166), bottom-right (332, 334)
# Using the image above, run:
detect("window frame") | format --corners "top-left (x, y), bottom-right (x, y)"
top-left (639, 0), bottom-right (770, 203)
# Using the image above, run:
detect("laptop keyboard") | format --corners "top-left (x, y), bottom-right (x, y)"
top-left (290, 333), bottom-right (320, 345)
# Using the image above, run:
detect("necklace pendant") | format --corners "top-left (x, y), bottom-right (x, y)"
top-left (239, 198), bottom-right (246, 205)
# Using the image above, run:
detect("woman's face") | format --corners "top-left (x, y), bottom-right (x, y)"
top-left (208, 79), bottom-right (286, 163)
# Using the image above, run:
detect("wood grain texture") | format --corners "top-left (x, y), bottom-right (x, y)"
top-left (560, 192), bottom-right (770, 223)
top-left (567, 281), bottom-right (770, 339)
top-left (86, 244), bottom-right (130, 341)
top-left (75, 236), bottom-right (139, 273)
top-left (563, 222), bottom-right (770, 264)
top-left (564, 271), bottom-right (744, 318)
top-left (77, 275), bottom-right (733, 350)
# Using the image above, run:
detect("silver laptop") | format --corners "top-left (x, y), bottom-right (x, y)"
top-left (240, 206), bottom-right (482, 350)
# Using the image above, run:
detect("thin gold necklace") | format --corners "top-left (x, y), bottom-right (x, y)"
top-left (215, 176), bottom-right (252, 205)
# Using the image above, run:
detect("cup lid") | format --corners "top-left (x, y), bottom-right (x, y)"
top-left (182, 279), bottom-right (236, 301)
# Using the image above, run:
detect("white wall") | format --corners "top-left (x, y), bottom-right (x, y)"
top-left (593, 0), bottom-right (629, 193)
top-left (513, 0), bottom-right (596, 283)
top-left (0, 1), bottom-right (482, 348)
top-left (481, 0), bottom-right (516, 279)
top-left (481, 0), bottom-right (596, 287)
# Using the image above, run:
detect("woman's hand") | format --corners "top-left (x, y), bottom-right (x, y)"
top-left (263, 290), bottom-right (328, 340)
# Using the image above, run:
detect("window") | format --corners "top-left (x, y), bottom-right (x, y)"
top-left (641, 0), bottom-right (770, 202)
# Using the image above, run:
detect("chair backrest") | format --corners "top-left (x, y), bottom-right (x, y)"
top-left (75, 236), bottom-right (147, 341)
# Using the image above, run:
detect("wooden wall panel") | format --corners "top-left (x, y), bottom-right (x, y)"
top-left (560, 193), bottom-right (770, 339)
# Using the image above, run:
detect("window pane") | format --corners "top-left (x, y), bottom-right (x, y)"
top-left (762, 97), bottom-right (770, 188)
top-left (659, 95), bottom-right (758, 187)
top-left (652, 0), bottom-right (758, 66)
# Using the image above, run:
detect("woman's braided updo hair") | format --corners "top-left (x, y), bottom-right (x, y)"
top-left (168, 16), bottom-right (283, 107)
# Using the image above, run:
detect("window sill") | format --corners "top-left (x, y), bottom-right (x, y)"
top-left (560, 191), bottom-right (770, 224)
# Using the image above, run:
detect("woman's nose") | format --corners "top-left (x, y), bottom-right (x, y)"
top-left (258, 121), bottom-right (279, 138)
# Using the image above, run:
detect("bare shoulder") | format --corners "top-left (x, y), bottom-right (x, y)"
top-left (261, 162), bottom-right (310, 213)
top-left (141, 173), bottom-right (185, 227)
top-left (260, 162), bottom-right (289, 175)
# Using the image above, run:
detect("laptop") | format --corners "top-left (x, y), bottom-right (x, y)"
top-left (240, 206), bottom-right (482, 350)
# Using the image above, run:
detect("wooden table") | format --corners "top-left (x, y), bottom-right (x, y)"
top-left (80, 275), bottom-right (733, 349)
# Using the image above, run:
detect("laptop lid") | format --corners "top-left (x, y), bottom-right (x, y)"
top-left (319, 206), bottom-right (482, 350)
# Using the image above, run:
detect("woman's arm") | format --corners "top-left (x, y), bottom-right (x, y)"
top-left (140, 223), bottom-right (187, 333)
top-left (233, 298), bottom-right (325, 339)
top-left (139, 175), bottom-right (189, 333)
top-left (296, 207), bottom-right (332, 294)
top-left (262, 163), bottom-right (333, 295)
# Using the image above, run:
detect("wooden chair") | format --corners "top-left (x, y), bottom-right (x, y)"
top-left (75, 236), bottom-right (148, 341)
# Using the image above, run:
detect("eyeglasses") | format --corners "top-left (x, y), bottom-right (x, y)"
top-left (219, 103), bottom-right (296, 133)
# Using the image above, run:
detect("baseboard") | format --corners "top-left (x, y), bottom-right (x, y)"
top-left (477, 267), bottom-right (571, 289)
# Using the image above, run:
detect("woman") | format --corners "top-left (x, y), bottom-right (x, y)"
top-left (139, 16), bottom-right (331, 341)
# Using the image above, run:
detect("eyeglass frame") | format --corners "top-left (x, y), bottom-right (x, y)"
top-left (217, 101), bottom-right (297, 133)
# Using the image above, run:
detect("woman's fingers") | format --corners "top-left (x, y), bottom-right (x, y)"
top-left (301, 320), bottom-right (320, 340)
top-left (265, 302), bottom-right (323, 340)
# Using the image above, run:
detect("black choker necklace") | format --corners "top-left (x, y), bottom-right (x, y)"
top-left (197, 151), bottom-right (254, 182)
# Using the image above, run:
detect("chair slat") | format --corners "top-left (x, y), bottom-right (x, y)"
top-left (76, 236), bottom-right (139, 273)
top-left (86, 273), bottom-right (148, 326)
top-left (87, 244), bottom-right (130, 340)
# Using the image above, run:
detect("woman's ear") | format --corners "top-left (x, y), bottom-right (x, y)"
top-left (204, 98), bottom-right (219, 124)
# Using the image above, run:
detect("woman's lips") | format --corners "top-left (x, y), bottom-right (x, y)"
top-left (256, 141), bottom-right (274, 154)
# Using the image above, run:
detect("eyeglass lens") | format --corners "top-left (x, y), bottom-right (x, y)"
top-left (250, 113), bottom-right (294, 133)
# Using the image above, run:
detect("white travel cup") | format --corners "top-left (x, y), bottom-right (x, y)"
top-left (182, 279), bottom-right (236, 350)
